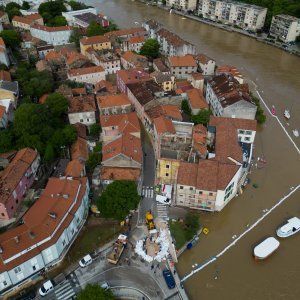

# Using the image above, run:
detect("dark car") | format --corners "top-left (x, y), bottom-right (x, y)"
top-left (163, 269), bottom-right (176, 289)
top-left (16, 289), bottom-right (36, 300)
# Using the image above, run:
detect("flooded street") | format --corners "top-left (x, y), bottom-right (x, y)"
top-left (85, 1), bottom-right (300, 299)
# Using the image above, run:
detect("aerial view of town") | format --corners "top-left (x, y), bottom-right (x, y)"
top-left (0, 0), bottom-right (299, 299)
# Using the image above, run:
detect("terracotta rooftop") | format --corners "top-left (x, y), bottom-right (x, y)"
top-left (192, 124), bottom-right (207, 156)
top-left (153, 58), bottom-right (169, 73)
top-left (146, 104), bottom-right (182, 122)
top-left (0, 70), bottom-right (11, 82)
top-left (101, 111), bottom-right (140, 134)
top-left (73, 123), bottom-right (87, 139)
top-left (102, 132), bottom-right (142, 164)
top-left (129, 36), bottom-right (145, 44)
top-left (157, 28), bottom-right (192, 48)
top-left (104, 27), bottom-right (146, 39)
top-left (45, 50), bottom-right (63, 61)
top-left (207, 74), bottom-right (253, 108)
top-left (64, 159), bottom-right (85, 178)
top-left (177, 162), bottom-right (198, 187)
top-left (71, 137), bottom-right (89, 161)
top-left (116, 68), bottom-right (152, 85)
top-left (68, 95), bottom-right (96, 114)
top-left (186, 88), bottom-right (208, 110)
top-left (121, 51), bottom-right (148, 68)
top-left (66, 52), bottom-right (86, 66)
top-left (217, 64), bottom-right (243, 79)
top-left (0, 105), bottom-right (5, 118)
top-left (31, 24), bottom-right (72, 32)
top-left (72, 87), bottom-right (86, 96)
top-left (169, 55), bottom-right (197, 68)
top-left (12, 14), bottom-right (42, 25)
top-left (0, 148), bottom-right (38, 206)
top-left (68, 66), bottom-right (104, 77)
top-left (80, 35), bottom-right (110, 45)
top-left (94, 80), bottom-right (116, 94)
top-left (194, 53), bottom-right (214, 65)
top-left (126, 80), bottom-right (163, 106)
top-left (0, 177), bottom-right (87, 273)
top-left (97, 93), bottom-right (131, 109)
top-left (153, 116), bottom-right (176, 135)
top-left (100, 167), bottom-right (141, 181)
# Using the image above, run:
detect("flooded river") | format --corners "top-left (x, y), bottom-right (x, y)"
top-left (85, 1), bottom-right (300, 299)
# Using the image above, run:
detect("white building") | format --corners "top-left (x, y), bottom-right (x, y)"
top-left (194, 53), bottom-right (215, 76)
top-left (0, 37), bottom-right (9, 67)
top-left (198, 0), bottom-right (267, 31)
top-left (0, 177), bottom-right (89, 294)
top-left (168, 55), bottom-right (197, 79)
top-left (270, 15), bottom-right (300, 43)
top-left (30, 24), bottom-right (73, 46)
top-left (166, 0), bottom-right (197, 11)
top-left (62, 8), bottom-right (97, 25)
top-left (68, 66), bottom-right (106, 85)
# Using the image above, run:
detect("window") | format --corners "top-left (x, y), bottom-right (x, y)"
top-left (16, 199), bottom-right (18, 204)
top-left (11, 206), bottom-right (13, 210)
top-left (80, 119), bottom-right (83, 122)
top-left (239, 130), bottom-right (245, 134)
top-left (245, 137), bottom-right (250, 141)
top-left (14, 267), bottom-right (21, 274)
top-left (179, 72), bottom-right (181, 74)
top-left (87, 118), bottom-right (89, 122)
top-left (32, 265), bottom-right (37, 271)
top-left (1, 213), bottom-right (4, 217)
top-left (180, 186), bottom-right (183, 189)
top-left (190, 187), bottom-right (193, 191)
top-left (3, 281), bottom-right (7, 286)
top-left (62, 240), bottom-right (66, 247)
top-left (199, 191), bottom-right (203, 195)
top-left (209, 192), bottom-right (213, 196)
top-left (165, 173), bottom-right (169, 177)
top-left (13, 190), bottom-right (17, 199)
top-left (245, 131), bottom-right (252, 135)
top-left (166, 164), bottom-right (170, 169)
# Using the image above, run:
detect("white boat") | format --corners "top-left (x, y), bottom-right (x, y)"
top-left (169, 9), bottom-right (172, 13)
top-left (284, 109), bottom-right (290, 119)
top-left (276, 217), bottom-right (300, 238)
top-left (293, 129), bottom-right (299, 137)
top-left (253, 237), bottom-right (280, 260)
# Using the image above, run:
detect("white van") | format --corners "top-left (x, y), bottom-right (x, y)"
top-left (79, 254), bottom-right (93, 268)
top-left (156, 195), bottom-right (171, 205)
top-left (39, 280), bottom-right (54, 296)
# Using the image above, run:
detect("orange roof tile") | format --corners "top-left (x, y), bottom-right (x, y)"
top-left (64, 159), bottom-right (85, 178)
top-left (169, 55), bottom-right (197, 67)
top-left (97, 93), bottom-right (131, 109)
top-left (100, 167), bottom-right (141, 181)
top-left (0, 70), bottom-right (11, 81)
top-left (80, 35), bottom-right (110, 46)
top-left (0, 105), bottom-right (5, 118)
top-left (192, 124), bottom-right (207, 156)
top-left (146, 105), bottom-right (182, 122)
top-left (102, 133), bottom-right (142, 164)
top-left (177, 162), bottom-right (198, 187)
top-left (153, 116), bottom-right (176, 135)
top-left (116, 68), bottom-right (151, 85)
top-left (129, 36), bottom-right (145, 44)
top-left (31, 24), bottom-right (72, 32)
top-left (68, 95), bottom-right (96, 114)
top-left (39, 93), bottom-right (49, 104)
top-left (94, 80), bottom-right (116, 94)
top-left (73, 123), bottom-right (87, 139)
top-left (186, 88), bottom-right (208, 110)
top-left (71, 137), bottom-right (89, 161)
top-left (72, 87), bottom-right (86, 96)
top-left (45, 50), bottom-right (63, 61)
top-left (68, 66), bottom-right (104, 77)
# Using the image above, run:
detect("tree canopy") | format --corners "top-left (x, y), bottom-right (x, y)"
top-left (45, 93), bottom-right (68, 118)
top-left (89, 123), bottom-right (102, 138)
top-left (48, 16), bottom-right (67, 27)
top-left (68, 1), bottom-right (89, 11)
top-left (77, 284), bottom-right (115, 300)
top-left (5, 2), bottom-right (21, 20)
top-left (139, 38), bottom-right (160, 59)
top-left (97, 181), bottom-right (140, 220)
top-left (181, 99), bottom-right (191, 115)
top-left (69, 27), bottom-right (83, 49)
top-left (38, 0), bottom-right (66, 25)
top-left (191, 109), bottom-right (212, 125)
top-left (0, 30), bottom-right (21, 49)
top-left (87, 21), bottom-right (106, 37)
top-left (22, 1), bottom-right (30, 10)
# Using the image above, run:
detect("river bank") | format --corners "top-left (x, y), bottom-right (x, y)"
top-left (137, 0), bottom-right (300, 57)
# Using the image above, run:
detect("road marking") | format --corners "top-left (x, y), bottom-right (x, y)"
top-left (55, 281), bottom-right (75, 300)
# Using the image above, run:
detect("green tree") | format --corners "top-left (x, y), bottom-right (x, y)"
top-left (97, 181), bottom-right (140, 220)
top-left (44, 143), bottom-right (55, 161)
top-left (77, 284), bottom-right (115, 300)
top-left (68, 1), bottom-right (89, 11)
top-left (191, 109), bottom-right (212, 125)
top-left (89, 123), bottom-right (102, 138)
top-left (22, 1), bottom-right (30, 10)
top-left (86, 152), bottom-right (102, 170)
top-left (139, 38), bottom-right (160, 59)
top-left (69, 27), bottom-right (83, 49)
top-left (0, 30), bottom-right (21, 49)
top-left (0, 129), bottom-right (16, 153)
top-left (5, 2), bottom-right (21, 21)
top-left (184, 212), bottom-right (200, 240)
top-left (45, 93), bottom-right (68, 118)
top-left (181, 99), bottom-right (191, 115)
top-left (38, 0), bottom-right (67, 24)
top-left (62, 125), bottom-right (77, 144)
top-left (48, 15), bottom-right (67, 26)
top-left (87, 21), bottom-right (105, 37)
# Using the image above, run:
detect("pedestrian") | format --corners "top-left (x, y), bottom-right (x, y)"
top-left (173, 269), bottom-right (177, 275)
top-left (151, 264), bottom-right (154, 270)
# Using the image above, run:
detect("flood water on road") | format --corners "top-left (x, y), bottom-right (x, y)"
top-left (85, 1), bottom-right (300, 299)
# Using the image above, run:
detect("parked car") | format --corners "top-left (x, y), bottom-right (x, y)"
top-left (156, 195), bottom-right (171, 206)
top-left (39, 280), bottom-right (54, 296)
top-left (100, 281), bottom-right (110, 290)
top-left (79, 254), bottom-right (93, 267)
top-left (16, 289), bottom-right (36, 300)
top-left (163, 269), bottom-right (176, 289)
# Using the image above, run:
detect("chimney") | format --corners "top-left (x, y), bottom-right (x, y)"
top-left (14, 236), bottom-right (20, 244)
top-left (0, 246), bottom-right (3, 253)
top-left (29, 231), bottom-right (35, 240)
top-left (48, 212), bottom-right (57, 219)
top-left (63, 194), bottom-right (69, 199)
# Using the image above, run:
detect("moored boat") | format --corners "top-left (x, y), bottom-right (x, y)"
top-left (284, 109), bottom-right (290, 119)
top-left (253, 237), bottom-right (280, 260)
top-left (293, 129), bottom-right (299, 137)
top-left (276, 217), bottom-right (300, 238)
top-left (271, 105), bottom-right (276, 116)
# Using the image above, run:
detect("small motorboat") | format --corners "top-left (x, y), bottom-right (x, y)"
top-left (293, 129), bottom-right (299, 137)
top-left (253, 237), bottom-right (280, 260)
top-left (169, 9), bottom-right (172, 13)
top-left (284, 109), bottom-right (290, 119)
top-left (271, 105), bottom-right (276, 116)
top-left (276, 217), bottom-right (300, 238)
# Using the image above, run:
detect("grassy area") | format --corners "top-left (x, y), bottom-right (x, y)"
top-left (169, 222), bottom-right (187, 249)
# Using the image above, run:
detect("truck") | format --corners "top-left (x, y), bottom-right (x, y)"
top-left (107, 234), bottom-right (127, 264)
top-left (145, 211), bottom-right (155, 230)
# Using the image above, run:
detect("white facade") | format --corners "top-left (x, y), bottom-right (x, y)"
top-left (62, 8), bottom-right (97, 25)
top-left (166, 0), bottom-right (197, 11)
top-left (30, 25), bottom-right (72, 46)
top-left (270, 15), bottom-right (300, 43)
top-left (68, 68), bottom-right (106, 85)
top-left (68, 111), bottom-right (96, 126)
top-left (198, 0), bottom-right (267, 31)
top-left (198, 58), bottom-right (215, 75)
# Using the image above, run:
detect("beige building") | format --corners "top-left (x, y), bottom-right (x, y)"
top-left (97, 94), bottom-right (132, 116)
top-left (166, 0), bottom-right (197, 11)
top-left (68, 66), bottom-right (106, 85)
top-left (156, 158), bottom-right (180, 185)
top-left (270, 15), bottom-right (300, 43)
top-left (12, 14), bottom-right (43, 31)
top-left (168, 55), bottom-right (197, 79)
top-left (80, 35), bottom-right (112, 55)
top-left (0, 11), bottom-right (9, 24)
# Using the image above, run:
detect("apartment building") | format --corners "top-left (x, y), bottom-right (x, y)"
top-left (0, 37), bottom-right (9, 67)
top-left (12, 14), bottom-right (43, 31)
top-left (198, 0), bottom-right (267, 31)
top-left (0, 177), bottom-right (89, 294)
top-left (97, 94), bottom-right (132, 116)
top-left (168, 55), bottom-right (197, 79)
top-left (30, 25), bottom-right (72, 46)
top-left (80, 36), bottom-right (112, 55)
top-left (0, 11), bottom-right (9, 25)
top-left (62, 8), bottom-right (97, 25)
top-left (205, 74), bottom-right (256, 120)
top-left (67, 66), bottom-right (106, 85)
top-left (166, 0), bottom-right (197, 11)
top-left (270, 14), bottom-right (300, 43)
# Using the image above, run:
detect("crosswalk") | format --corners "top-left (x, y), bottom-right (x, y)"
top-left (54, 280), bottom-right (76, 300)
top-left (156, 203), bottom-right (169, 221)
top-left (141, 186), bottom-right (154, 198)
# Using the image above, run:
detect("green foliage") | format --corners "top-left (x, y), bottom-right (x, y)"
top-left (191, 109), bottom-right (212, 125)
top-left (97, 181), bottom-right (140, 220)
top-left (139, 38), bottom-right (160, 59)
top-left (0, 129), bottom-right (16, 153)
top-left (5, 2), bottom-right (21, 21)
top-left (69, 27), bottom-right (83, 49)
top-left (68, 1), bottom-right (89, 11)
top-left (89, 123), bottom-right (102, 137)
top-left (181, 99), bottom-right (191, 115)
top-left (252, 95), bottom-right (267, 124)
top-left (48, 16), bottom-right (67, 27)
top-left (0, 63), bottom-right (8, 71)
top-left (44, 143), bottom-right (55, 162)
top-left (45, 93), bottom-right (68, 118)
top-left (22, 1), bottom-right (30, 10)
top-left (184, 212), bottom-right (200, 240)
top-left (86, 152), bottom-right (102, 170)
top-left (87, 21), bottom-right (105, 37)
top-left (0, 30), bottom-right (21, 49)
top-left (93, 142), bottom-right (102, 153)
top-left (63, 80), bottom-right (85, 88)
top-left (38, 0), bottom-right (66, 25)
top-left (77, 284), bottom-right (115, 300)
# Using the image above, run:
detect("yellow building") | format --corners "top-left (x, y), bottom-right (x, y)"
top-left (80, 36), bottom-right (112, 55)
top-left (156, 158), bottom-right (180, 184)
top-left (152, 72), bottom-right (175, 92)
top-left (0, 90), bottom-right (16, 107)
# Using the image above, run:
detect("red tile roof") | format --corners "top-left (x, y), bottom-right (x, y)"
top-left (97, 93), bottom-right (131, 109)
top-left (64, 159), bottom-right (85, 178)
top-left (0, 105), bottom-right (5, 119)
top-left (116, 68), bottom-right (151, 85)
top-left (68, 95), bottom-right (96, 114)
top-left (169, 55), bottom-right (197, 67)
top-left (80, 35), bottom-right (110, 45)
top-left (186, 88), bottom-right (208, 110)
top-left (0, 70), bottom-right (11, 81)
top-left (68, 66), bottom-right (104, 77)
top-left (70, 137), bottom-right (89, 161)
top-left (153, 116), bottom-right (176, 135)
top-left (100, 167), bottom-right (141, 181)
top-left (146, 105), bottom-right (182, 122)
top-left (31, 24), bottom-right (72, 32)
top-left (129, 36), bottom-right (145, 44)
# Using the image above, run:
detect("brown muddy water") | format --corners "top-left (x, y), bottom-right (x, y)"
top-left (86, 1), bottom-right (300, 299)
